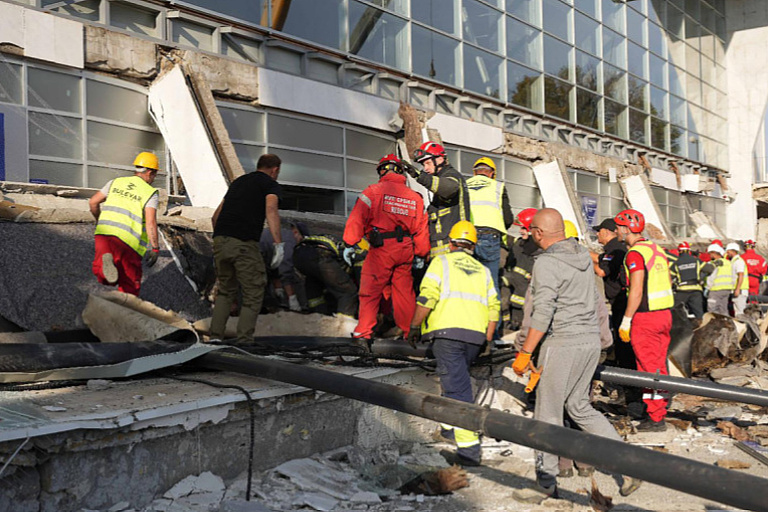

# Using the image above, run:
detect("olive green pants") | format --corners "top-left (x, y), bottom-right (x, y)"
top-left (210, 235), bottom-right (266, 343)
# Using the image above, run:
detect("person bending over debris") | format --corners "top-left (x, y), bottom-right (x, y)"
top-left (408, 221), bottom-right (499, 467)
top-left (511, 208), bottom-right (641, 503)
top-left (209, 154), bottom-right (284, 343)
top-left (89, 151), bottom-right (161, 296)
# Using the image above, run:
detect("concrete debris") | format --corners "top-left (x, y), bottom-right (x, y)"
top-left (291, 492), bottom-right (338, 511)
top-left (86, 379), bottom-right (112, 391)
top-left (218, 500), bottom-right (273, 512)
top-left (717, 421), bottom-right (752, 441)
top-left (350, 491), bottom-right (382, 504)
top-left (706, 405), bottom-right (744, 421)
top-left (41, 405), bottom-right (67, 412)
top-left (195, 311), bottom-right (359, 339)
top-left (715, 459), bottom-right (751, 469)
top-left (273, 458), bottom-right (355, 499)
top-left (108, 501), bottom-right (132, 511)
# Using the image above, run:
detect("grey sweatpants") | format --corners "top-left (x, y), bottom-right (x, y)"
top-left (733, 293), bottom-right (747, 316)
top-left (707, 290), bottom-right (730, 316)
top-left (534, 335), bottom-right (622, 488)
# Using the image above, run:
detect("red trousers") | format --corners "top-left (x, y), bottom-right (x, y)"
top-left (354, 241), bottom-right (415, 338)
top-left (630, 309), bottom-right (672, 422)
top-left (93, 234), bottom-right (143, 296)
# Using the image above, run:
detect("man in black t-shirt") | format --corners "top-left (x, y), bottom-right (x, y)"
top-left (210, 154), bottom-right (283, 343)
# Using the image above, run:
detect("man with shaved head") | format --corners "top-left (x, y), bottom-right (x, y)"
top-left (511, 208), bottom-right (640, 503)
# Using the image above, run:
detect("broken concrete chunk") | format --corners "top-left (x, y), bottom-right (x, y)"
top-left (274, 458), bottom-right (354, 500)
top-left (55, 189), bottom-right (80, 197)
top-left (291, 492), bottom-right (338, 512)
top-left (86, 379), bottom-right (112, 391)
top-left (42, 406), bottom-right (67, 412)
top-left (107, 501), bottom-right (130, 512)
top-left (709, 366), bottom-right (760, 379)
top-left (219, 499), bottom-right (273, 512)
top-left (706, 406), bottom-right (743, 421)
top-left (717, 421), bottom-right (752, 442)
top-left (715, 459), bottom-right (751, 469)
top-left (350, 491), bottom-right (382, 504)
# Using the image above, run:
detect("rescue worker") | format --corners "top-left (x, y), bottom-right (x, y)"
top-left (670, 241), bottom-right (705, 319)
top-left (506, 208), bottom-right (538, 330)
top-left (407, 221), bottom-right (499, 467)
top-left (743, 240), bottom-right (767, 297)
top-left (89, 151), bottom-right (161, 296)
top-left (292, 223), bottom-right (358, 318)
top-left (615, 209), bottom-right (674, 432)
top-left (511, 209), bottom-right (641, 502)
top-left (210, 154), bottom-right (284, 343)
top-left (704, 243), bottom-right (733, 316)
top-left (344, 154), bottom-right (430, 346)
top-left (404, 141), bottom-right (470, 257)
top-left (466, 157), bottom-right (514, 338)
top-left (726, 242), bottom-right (749, 316)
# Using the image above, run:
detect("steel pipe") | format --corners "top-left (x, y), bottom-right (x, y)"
top-left (197, 352), bottom-right (768, 512)
top-left (595, 365), bottom-right (768, 407)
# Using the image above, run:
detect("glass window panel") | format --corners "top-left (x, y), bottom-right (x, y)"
top-left (366, 0), bottom-right (407, 15)
top-left (700, 32), bottom-right (715, 62)
top-left (669, 95), bottom-right (686, 126)
top-left (508, 61), bottom-right (542, 111)
top-left (464, 46), bottom-right (502, 99)
top-left (670, 125), bottom-right (686, 155)
top-left (504, 159), bottom-right (536, 186)
top-left (506, 184), bottom-right (542, 209)
top-left (269, 115), bottom-right (342, 153)
top-left (627, 76), bottom-right (647, 110)
top-left (668, 39), bottom-right (686, 68)
top-left (43, 0), bottom-right (99, 21)
top-left (507, 0), bottom-right (540, 27)
top-left (650, 85), bottom-right (666, 119)
top-left (347, 159), bottom-right (379, 190)
top-left (666, 5), bottom-right (685, 39)
top-left (0, 62), bottom-right (22, 105)
top-left (110, 1), bottom-right (159, 36)
top-left (28, 68), bottom-right (81, 113)
top-left (651, 186), bottom-right (666, 204)
top-left (544, 35), bottom-right (572, 80)
top-left (282, 185), bottom-right (344, 215)
top-left (700, 55), bottom-right (714, 85)
top-left (222, 34), bottom-right (261, 64)
top-left (604, 99), bottom-right (627, 137)
top-left (716, 15), bottom-right (725, 41)
top-left (688, 132), bottom-right (702, 161)
top-left (182, 0), bottom-right (264, 26)
top-left (346, 130), bottom-right (394, 160)
top-left (627, 8), bottom-right (645, 46)
top-left (542, 0), bottom-right (571, 41)
top-left (348, 2), bottom-right (408, 70)
top-left (28, 112), bottom-right (82, 159)
top-left (463, 0), bottom-right (501, 52)
top-left (574, 0), bottom-right (597, 18)
top-left (649, 53), bottom-right (665, 88)
top-left (219, 108), bottom-right (265, 143)
top-left (576, 89), bottom-right (599, 129)
top-left (544, 76), bottom-right (571, 121)
top-left (412, 26), bottom-right (459, 85)
top-left (669, 65), bottom-right (685, 96)
top-left (649, 0), bottom-right (663, 24)
top-left (444, 148), bottom-right (459, 168)
top-left (280, 0), bottom-right (343, 49)
top-left (87, 80), bottom-right (151, 127)
top-left (687, 75), bottom-right (701, 106)
top-left (602, 0), bottom-right (625, 34)
top-left (507, 17), bottom-right (541, 69)
top-left (603, 28), bottom-right (626, 69)
top-left (413, 0), bottom-right (456, 34)
top-left (669, 190), bottom-right (683, 206)
top-left (29, 160), bottom-right (83, 187)
top-left (627, 41), bottom-right (647, 79)
top-left (576, 173), bottom-right (599, 194)
top-left (87, 121), bottom-right (164, 166)
top-left (648, 21), bottom-right (665, 56)
top-left (604, 64), bottom-right (626, 102)
top-left (574, 11), bottom-right (599, 56)
top-left (232, 143), bottom-right (266, 171)
top-left (685, 0), bottom-right (700, 21)
top-left (171, 20), bottom-right (213, 51)
top-left (629, 109), bottom-right (646, 143)
top-left (651, 117), bottom-right (666, 150)
top-left (575, 51), bottom-right (599, 91)
top-left (88, 166), bottom-right (136, 190)
top-left (686, 43), bottom-right (700, 78)
top-left (278, 149), bottom-right (343, 187)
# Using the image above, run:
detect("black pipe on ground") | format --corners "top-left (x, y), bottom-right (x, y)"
top-left (196, 351), bottom-right (768, 512)
top-left (596, 365), bottom-right (768, 407)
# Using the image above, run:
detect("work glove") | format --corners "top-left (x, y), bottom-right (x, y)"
top-left (288, 295), bottom-right (301, 312)
top-left (270, 242), bottom-right (285, 269)
top-left (511, 351), bottom-right (532, 376)
top-left (619, 316), bottom-right (633, 343)
top-left (413, 256), bottom-right (425, 270)
top-left (406, 326), bottom-right (422, 349)
top-left (145, 248), bottom-right (159, 268)
top-left (402, 160), bottom-right (420, 179)
top-left (343, 246), bottom-right (356, 267)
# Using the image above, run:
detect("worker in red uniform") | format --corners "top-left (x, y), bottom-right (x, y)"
top-left (615, 209), bottom-right (674, 432)
top-left (343, 154), bottom-right (430, 347)
top-left (743, 240), bottom-right (767, 297)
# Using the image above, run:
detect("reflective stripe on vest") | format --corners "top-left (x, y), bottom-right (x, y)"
top-left (711, 258), bottom-right (734, 291)
top-left (731, 255), bottom-right (750, 292)
top-left (302, 235), bottom-right (340, 258)
top-left (94, 176), bottom-right (156, 256)
top-left (512, 266), bottom-right (531, 279)
top-left (467, 175), bottom-right (506, 244)
top-left (624, 240), bottom-right (674, 311)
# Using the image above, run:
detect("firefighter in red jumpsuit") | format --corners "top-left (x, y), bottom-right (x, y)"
top-left (743, 240), bottom-right (767, 297)
top-left (343, 154), bottom-right (430, 346)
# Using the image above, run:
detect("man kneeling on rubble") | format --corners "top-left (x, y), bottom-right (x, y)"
top-left (511, 208), bottom-right (641, 503)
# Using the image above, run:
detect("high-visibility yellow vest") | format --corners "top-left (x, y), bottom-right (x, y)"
top-left (731, 255), bottom-right (750, 292)
top-left (466, 175), bottom-right (507, 244)
top-left (95, 176), bottom-right (157, 256)
top-left (710, 258), bottom-right (734, 291)
top-left (624, 240), bottom-right (674, 311)
top-left (418, 251), bottom-right (500, 345)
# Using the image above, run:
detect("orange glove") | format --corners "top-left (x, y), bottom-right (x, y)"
top-left (619, 316), bottom-right (632, 343)
top-left (525, 369), bottom-right (541, 393)
top-left (512, 351), bottom-right (532, 376)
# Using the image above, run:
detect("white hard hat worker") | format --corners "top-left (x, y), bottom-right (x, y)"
top-left (725, 242), bottom-right (741, 254)
top-left (707, 243), bottom-right (725, 256)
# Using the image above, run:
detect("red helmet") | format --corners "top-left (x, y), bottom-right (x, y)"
top-left (746, 239), bottom-right (757, 247)
top-left (412, 141), bottom-right (446, 163)
top-left (614, 209), bottom-right (645, 234)
top-left (514, 208), bottom-right (538, 230)
top-left (377, 153), bottom-right (402, 174)
top-left (678, 241), bottom-right (691, 251)
top-left (711, 239), bottom-right (723, 247)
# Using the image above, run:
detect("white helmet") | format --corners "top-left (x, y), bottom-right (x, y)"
top-left (707, 244), bottom-right (725, 255)
top-left (725, 242), bottom-right (741, 253)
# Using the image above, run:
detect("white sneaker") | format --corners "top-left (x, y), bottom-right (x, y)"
top-left (102, 253), bottom-right (118, 284)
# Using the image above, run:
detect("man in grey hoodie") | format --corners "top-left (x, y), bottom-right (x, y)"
top-left (511, 209), bottom-right (641, 503)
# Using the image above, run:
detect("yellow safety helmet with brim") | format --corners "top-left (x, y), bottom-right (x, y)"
top-left (449, 220), bottom-right (478, 245)
top-left (473, 157), bottom-right (497, 178)
top-left (133, 152), bottom-right (160, 171)
top-left (563, 220), bottom-right (579, 239)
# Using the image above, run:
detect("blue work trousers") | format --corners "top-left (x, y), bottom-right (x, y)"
top-left (474, 231), bottom-right (502, 338)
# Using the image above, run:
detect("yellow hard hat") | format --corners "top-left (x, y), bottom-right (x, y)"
top-left (357, 238), bottom-right (370, 251)
top-left (133, 152), bottom-right (160, 171)
top-left (449, 220), bottom-right (478, 245)
top-left (563, 220), bottom-right (579, 239)
top-left (473, 157), bottom-right (497, 177)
